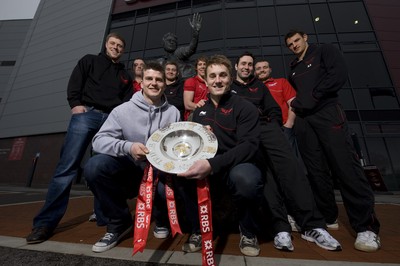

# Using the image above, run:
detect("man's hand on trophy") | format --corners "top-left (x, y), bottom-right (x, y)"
top-left (189, 13), bottom-right (202, 32)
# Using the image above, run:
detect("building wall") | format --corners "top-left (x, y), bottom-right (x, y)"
top-left (0, 0), bottom-right (113, 138)
top-left (0, 20), bottom-right (32, 104)
top-left (0, 0), bottom-right (112, 186)
top-left (364, 0), bottom-right (400, 95)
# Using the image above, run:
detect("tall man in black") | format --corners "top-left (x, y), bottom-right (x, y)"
top-left (231, 52), bottom-right (341, 251)
top-left (285, 29), bottom-right (381, 252)
top-left (26, 32), bottom-right (133, 244)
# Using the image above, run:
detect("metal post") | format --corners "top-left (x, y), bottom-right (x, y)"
top-left (26, 152), bottom-right (40, 187)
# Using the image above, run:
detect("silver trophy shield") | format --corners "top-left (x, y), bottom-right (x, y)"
top-left (146, 122), bottom-right (218, 174)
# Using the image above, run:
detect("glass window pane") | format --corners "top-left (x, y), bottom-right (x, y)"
top-left (226, 8), bottom-right (259, 38)
top-left (197, 10), bottom-right (223, 42)
top-left (276, 5), bottom-right (314, 35)
top-left (131, 23), bottom-right (147, 51)
top-left (385, 138), bottom-right (400, 190)
top-left (345, 52), bottom-right (392, 88)
top-left (353, 88), bottom-right (374, 110)
top-left (146, 18), bottom-right (175, 49)
top-left (338, 88), bottom-right (356, 109)
top-left (258, 7), bottom-right (279, 36)
top-left (310, 4), bottom-right (334, 33)
top-left (330, 2), bottom-right (372, 32)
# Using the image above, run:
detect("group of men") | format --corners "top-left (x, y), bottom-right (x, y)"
top-left (25, 29), bottom-right (381, 258)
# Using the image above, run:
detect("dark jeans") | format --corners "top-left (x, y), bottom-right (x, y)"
top-left (181, 163), bottom-right (265, 238)
top-left (84, 154), bottom-right (168, 233)
top-left (295, 103), bottom-right (380, 233)
top-left (33, 110), bottom-right (108, 230)
top-left (261, 121), bottom-right (325, 233)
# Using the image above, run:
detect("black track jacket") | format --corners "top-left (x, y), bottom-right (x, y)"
top-left (192, 93), bottom-right (261, 175)
top-left (288, 43), bottom-right (348, 116)
top-left (231, 76), bottom-right (282, 125)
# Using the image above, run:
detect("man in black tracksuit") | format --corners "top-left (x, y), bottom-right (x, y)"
top-left (178, 55), bottom-right (265, 257)
top-left (231, 52), bottom-right (341, 252)
top-left (285, 29), bottom-right (381, 252)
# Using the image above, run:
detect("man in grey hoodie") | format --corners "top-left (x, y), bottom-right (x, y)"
top-left (84, 62), bottom-right (180, 253)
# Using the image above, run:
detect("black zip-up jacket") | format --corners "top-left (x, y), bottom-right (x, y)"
top-left (67, 53), bottom-right (133, 113)
top-left (230, 76), bottom-right (282, 125)
top-left (192, 93), bottom-right (261, 175)
top-left (164, 78), bottom-right (185, 119)
top-left (288, 43), bottom-right (348, 116)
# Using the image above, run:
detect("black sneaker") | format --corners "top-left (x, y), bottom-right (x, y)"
top-left (26, 227), bottom-right (52, 244)
top-left (92, 226), bottom-right (132, 253)
top-left (182, 233), bottom-right (202, 252)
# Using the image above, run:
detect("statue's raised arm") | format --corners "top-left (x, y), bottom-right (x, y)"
top-left (161, 13), bottom-right (202, 78)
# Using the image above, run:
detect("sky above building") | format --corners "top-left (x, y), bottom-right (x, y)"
top-left (0, 0), bottom-right (40, 20)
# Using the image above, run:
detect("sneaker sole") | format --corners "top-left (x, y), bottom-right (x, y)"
top-left (354, 242), bottom-right (380, 252)
top-left (301, 234), bottom-right (342, 251)
top-left (274, 243), bottom-right (294, 252)
top-left (182, 243), bottom-right (202, 253)
top-left (153, 232), bottom-right (170, 239)
top-left (326, 224), bottom-right (339, 231)
top-left (92, 226), bottom-right (132, 253)
top-left (239, 247), bottom-right (260, 257)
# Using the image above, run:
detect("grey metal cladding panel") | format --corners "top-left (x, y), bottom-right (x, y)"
top-left (0, 105), bottom-right (71, 137)
top-left (2, 90), bottom-right (66, 115)
top-left (0, 0), bottom-right (112, 138)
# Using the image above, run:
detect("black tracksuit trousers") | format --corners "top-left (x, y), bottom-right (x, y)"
top-left (294, 103), bottom-right (380, 233)
top-left (261, 121), bottom-right (325, 234)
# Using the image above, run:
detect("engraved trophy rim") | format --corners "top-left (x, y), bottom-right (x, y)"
top-left (145, 122), bottom-right (218, 174)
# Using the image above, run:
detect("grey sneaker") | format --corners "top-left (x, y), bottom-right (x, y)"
top-left (182, 233), bottom-right (202, 252)
top-left (287, 215), bottom-right (301, 232)
top-left (326, 220), bottom-right (339, 230)
top-left (274, 231), bottom-right (294, 251)
top-left (153, 226), bottom-right (170, 239)
top-left (88, 212), bottom-right (97, 222)
top-left (301, 228), bottom-right (342, 251)
top-left (239, 233), bottom-right (260, 257)
top-left (354, 231), bottom-right (381, 252)
top-left (92, 226), bottom-right (132, 253)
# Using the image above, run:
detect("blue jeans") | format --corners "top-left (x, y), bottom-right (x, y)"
top-left (84, 154), bottom-right (169, 233)
top-left (33, 110), bottom-right (108, 230)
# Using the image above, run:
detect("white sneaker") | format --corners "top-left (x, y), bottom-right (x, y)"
top-left (92, 226), bottom-right (132, 253)
top-left (153, 226), bottom-right (170, 239)
top-left (274, 232), bottom-right (294, 251)
top-left (287, 215), bottom-right (301, 232)
top-left (302, 228), bottom-right (342, 251)
top-left (354, 231), bottom-right (381, 252)
top-left (326, 220), bottom-right (339, 230)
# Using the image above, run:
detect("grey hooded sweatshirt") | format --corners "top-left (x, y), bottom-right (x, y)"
top-left (92, 91), bottom-right (180, 158)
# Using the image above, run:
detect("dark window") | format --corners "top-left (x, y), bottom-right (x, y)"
top-left (258, 7), bottom-right (279, 36)
top-left (225, 8), bottom-right (259, 38)
top-left (131, 23), bottom-right (147, 51)
top-left (345, 52), bottom-right (392, 88)
top-left (276, 5), bottom-right (314, 34)
top-left (0, 61), bottom-right (16, 66)
top-left (338, 88), bottom-right (356, 109)
top-left (330, 2), bottom-right (372, 32)
top-left (310, 3), bottom-right (334, 33)
top-left (147, 18), bottom-right (176, 49)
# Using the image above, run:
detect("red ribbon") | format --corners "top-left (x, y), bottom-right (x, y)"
top-left (197, 178), bottom-right (215, 266)
top-left (166, 176), bottom-right (182, 236)
top-left (132, 164), bottom-right (154, 255)
top-left (133, 165), bottom-right (183, 255)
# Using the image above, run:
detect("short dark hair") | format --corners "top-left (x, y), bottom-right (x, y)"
top-left (236, 51), bottom-right (255, 65)
top-left (284, 29), bottom-right (306, 43)
top-left (205, 55), bottom-right (233, 77)
top-left (132, 58), bottom-right (145, 68)
top-left (195, 56), bottom-right (207, 66)
top-left (142, 61), bottom-right (165, 81)
top-left (106, 32), bottom-right (126, 48)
